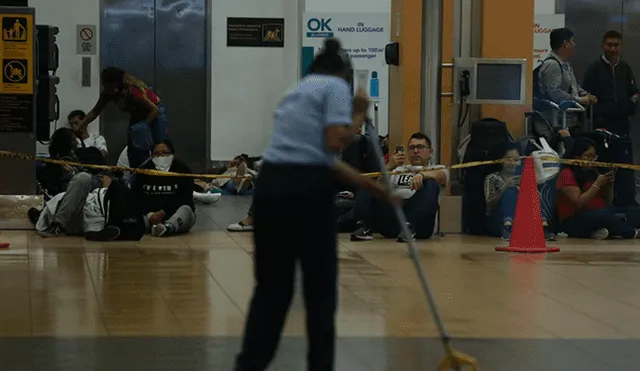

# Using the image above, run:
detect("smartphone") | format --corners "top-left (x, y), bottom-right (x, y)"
top-left (395, 145), bottom-right (405, 154)
top-left (515, 164), bottom-right (523, 176)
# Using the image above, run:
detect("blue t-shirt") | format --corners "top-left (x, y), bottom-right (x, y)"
top-left (262, 74), bottom-right (353, 166)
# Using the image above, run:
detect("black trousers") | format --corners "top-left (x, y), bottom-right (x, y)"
top-left (235, 163), bottom-right (338, 371)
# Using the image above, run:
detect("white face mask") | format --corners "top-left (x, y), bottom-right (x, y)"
top-left (152, 155), bottom-right (174, 171)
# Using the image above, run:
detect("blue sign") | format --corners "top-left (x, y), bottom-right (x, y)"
top-left (306, 18), bottom-right (333, 38)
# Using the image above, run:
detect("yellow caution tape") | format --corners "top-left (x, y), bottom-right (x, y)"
top-left (0, 150), bottom-right (636, 180)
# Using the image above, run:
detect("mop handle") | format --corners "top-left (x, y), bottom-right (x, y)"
top-left (365, 105), bottom-right (455, 355)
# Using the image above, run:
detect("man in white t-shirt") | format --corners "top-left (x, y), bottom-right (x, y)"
top-left (68, 110), bottom-right (108, 156)
top-left (351, 132), bottom-right (449, 242)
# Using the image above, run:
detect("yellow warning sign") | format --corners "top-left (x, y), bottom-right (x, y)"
top-left (2, 18), bottom-right (27, 42)
top-left (0, 14), bottom-right (33, 94)
top-left (3, 59), bottom-right (26, 82)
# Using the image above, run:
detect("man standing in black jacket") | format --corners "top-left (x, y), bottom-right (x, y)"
top-left (582, 30), bottom-right (638, 135)
top-left (582, 30), bottom-right (639, 206)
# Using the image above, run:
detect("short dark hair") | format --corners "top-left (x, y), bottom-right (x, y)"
top-left (408, 132), bottom-right (432, 147)
top-left (67, 110), bottom-right (86, 120)
top-left (306, 38), bottom-right (352, 77)
top-left (603, 30), bottom-right (622, 42)
top-left (154, 139), bottom-right (175, 154)
top-left (549, 28), bottom-right (574, 50)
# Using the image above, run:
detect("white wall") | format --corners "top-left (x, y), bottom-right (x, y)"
top-left (305, 0), bottom-right (391, 14)
top-left (535, 0), bottom-right (556, 14)
top-left (210, 0), bottom-right (392, 161)
top-left (31, 0), bottom-right (101, 155)
top-left (209, 0), bottom-right (300, 161)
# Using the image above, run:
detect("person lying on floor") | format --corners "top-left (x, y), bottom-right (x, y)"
top-left (556, 138), bottom-right (640, 239)
top-left (132, 140), bottom-right (197, 237)
top-left (34, 173), bottom-right (121, 241)
top-left (116, 145), bottom-right (221, 205)
top-left (484, 143), bottom-right (555, 241)
top-left (37, 127), bottom-right (102, 198)
top-left (350, 132), bottom-right (448, 242)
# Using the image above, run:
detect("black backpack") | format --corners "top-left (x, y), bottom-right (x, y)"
top-left (75, 140), bottom-right (107, 174)
top-left (462, 118), bottom-right (514, 235)
top-left (104, 178), bottom-right (146, 241)
top-left (533, 57), bottom-right (563, 99)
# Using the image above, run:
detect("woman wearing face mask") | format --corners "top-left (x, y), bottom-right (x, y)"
top-left (484, 143), bottom-right (555, 241)
top-left (132, 139), bottom-right (196, 237)
top-left (79, 67), bottom-right (169, 168)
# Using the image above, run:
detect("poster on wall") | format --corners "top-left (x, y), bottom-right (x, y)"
top-left (227, 17), bottom-right (285, 47)
top-left (533, 14), bottom-right (565, 69)
top-left (302, 13), bottom-right (390, 135)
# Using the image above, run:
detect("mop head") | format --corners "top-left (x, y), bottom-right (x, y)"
top-left (437, 350), bottom-right (480, 371)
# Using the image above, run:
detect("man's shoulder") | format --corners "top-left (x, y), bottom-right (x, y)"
top-left (619, 59), bottom-right (635, 71)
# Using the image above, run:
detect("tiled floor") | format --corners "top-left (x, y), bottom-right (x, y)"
top-left (1, 196), bottom-right (640, 370)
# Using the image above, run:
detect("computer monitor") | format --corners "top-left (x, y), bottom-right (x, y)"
top-left (453, 58), bottom-right (527, 105)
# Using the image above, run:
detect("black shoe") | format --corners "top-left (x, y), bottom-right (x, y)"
top-left (28, 207), bottom-right (41, 225)
top-left (37, 223), bottom-right (65, 238)
top-left (350, 225), bottom-right (374, 241)
top-left (397, 223), bottom-right (416, 243)
top-left (85, 226), bottom-right (121, 241)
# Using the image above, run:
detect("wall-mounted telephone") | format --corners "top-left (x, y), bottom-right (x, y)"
top-left (460, 70), bottom-right (471, 97)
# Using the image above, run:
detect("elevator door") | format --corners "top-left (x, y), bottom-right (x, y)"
top-left (100, 0), bottom-right (208, 172)
top-left (564, 0), bottom-right (640, 168)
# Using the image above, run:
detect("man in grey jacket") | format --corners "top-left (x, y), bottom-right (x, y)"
top-left (538, 28), bottom-right (597, 128)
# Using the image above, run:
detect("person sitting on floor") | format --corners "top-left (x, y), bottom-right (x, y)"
top-left (484, 143), bottom-right (555, 241)
top-left (556, 138), bottom-right (640, 239)
top-left (68, 110), bottom-right (108, 157)
top-left (350, 132), bottom-right (448, 242)
top-left (206, 154), bottom-right (258, 195)
top-left (132, 139), bottom-right (197, 237)
top-left (116, 145), bottom-right (221, 205)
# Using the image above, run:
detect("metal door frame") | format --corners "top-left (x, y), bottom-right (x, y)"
top-left (99, 0), bottom-right (212, 169)
top-left (205, 0), bottom-right (212, 167)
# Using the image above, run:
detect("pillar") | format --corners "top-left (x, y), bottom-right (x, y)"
top-left (388, 0), bottom-right (422, 149)
top-left (480, 0), bottom-right (535, 135)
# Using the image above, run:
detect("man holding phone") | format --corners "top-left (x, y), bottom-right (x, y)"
top-left (351, 133), bottom-right (449, 242)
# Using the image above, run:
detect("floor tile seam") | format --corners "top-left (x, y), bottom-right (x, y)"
top-left (472, 257), bottom-right (634, 338)
top-left (538, 264), bottom-right (640, 312)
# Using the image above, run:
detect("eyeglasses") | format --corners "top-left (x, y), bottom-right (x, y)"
top-left (408, 144), bottom-right (430, 151)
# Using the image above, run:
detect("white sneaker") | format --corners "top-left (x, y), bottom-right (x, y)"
top-left (193, 192), bottom-right (221, 205)
top-left (227, 221), bottom-right (254, 232)
top-left (590, 228), bottom-right (609, 240)
top-left (151, 223), bottom-right (168, 237)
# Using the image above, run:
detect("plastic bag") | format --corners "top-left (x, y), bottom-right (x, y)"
top-left (531, 138), bottom-right (560, 184)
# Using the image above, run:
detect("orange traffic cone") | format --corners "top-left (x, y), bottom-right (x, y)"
top-left (495, 156), bottom-right (560, 253)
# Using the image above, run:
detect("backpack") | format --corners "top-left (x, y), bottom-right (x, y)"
top-left (533, 57), bottom-right (563, 99)
top-left (75, 140), bottom-right (106, 175)
top-left (104, 178), bottom-right (146, 241)
top-left (461, 118), bottom-right (513, 235)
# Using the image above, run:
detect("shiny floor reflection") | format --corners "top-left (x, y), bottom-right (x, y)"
top-left (0, 196), bottom-right (639, 370)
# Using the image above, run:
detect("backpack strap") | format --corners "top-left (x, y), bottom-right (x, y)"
top-left (542, 56), bottom-right (564, 79)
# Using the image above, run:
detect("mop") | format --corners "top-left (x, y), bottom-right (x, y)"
top-left (364, 105), bottom-right (479, 371)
